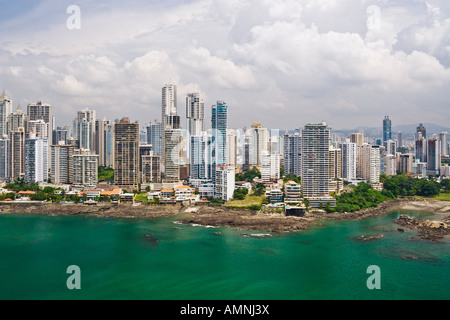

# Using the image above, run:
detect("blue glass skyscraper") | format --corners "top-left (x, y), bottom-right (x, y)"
top-left (211, 101), bottom-right (228, 183)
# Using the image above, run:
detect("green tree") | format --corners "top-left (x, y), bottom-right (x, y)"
top-left (233, 188), bottom-right (249, 200)
top-left (253, 183), bottom-right (266, 196)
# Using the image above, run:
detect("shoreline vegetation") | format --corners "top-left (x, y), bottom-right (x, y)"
top-left (1, 197), bottom-right (449, 241)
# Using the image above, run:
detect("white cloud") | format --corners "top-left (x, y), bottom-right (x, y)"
top-left (0, 0), bottom-right (449, 130)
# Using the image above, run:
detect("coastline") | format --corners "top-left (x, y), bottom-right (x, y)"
top-left (1, 197), bottom-right (449, 238)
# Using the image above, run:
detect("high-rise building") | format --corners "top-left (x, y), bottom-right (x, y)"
top-left (301, 123), bottom-right (334, 207)
top-left (141, 152), bottom-right (161, 183)
top-left (51, 144), bottom-right (74, 184)
top-left (8, 104), bottom-right (26, 134)
top-left (399, 154), bottom-right (414, 174)
top-left (397, 132), bottom-right (403, 148)
top-left (162, 83), bottom-right (177, 130)
top-left (227, 129), bottom-right (237, 168)
top-left (148, 121), bottom-right (163, 156)
top-left (27, 101), bottom-right (53, 145)
top-left (384, 154), bottom-right (397, 176)
top-left (52, 127), bottom-right (69, 146)
top-left (440, 132), bottom-right (448, 156)
top-left (0, 91), bottom-right (12, 138)
top-left (283, 132), bottom-right (301, 177)
top-left (427, 136), bottom-right (441, 176)
top-left (0, 138), bottom-right (9, 182)
top-left (211, 101), bottom-right (228, 183)
top-left (25, 135), bottom-right (48, 183)
top-left (73, 108), bottom-right (96, 151)
top-left (114, 118), bottom-right (140, 190)
top-left (261, 151), bottom-right (280, 183)
top-left (249, 122), bottom-right (269, 166)
top-left (163, 127), bottom-right (182, 183)
top-left (190, 132), bottom-right (213, 180)
top-left (95, 118), bottom-right (111, 167)
top-left (360, 144), bottom-right (381, 184)
top-left (27, 120), bottom-right (48, 139)
top-left (105, 122), bottom-right (115, 168)
top-left (9, 128), bottom-right (26, 180)
top-left (416, 123), bottom-right (427, 139)
top-left (350, 132), bottom-right (365, 179)
top-left (243, 138), bottom-right (250, 172)
top-left (186, 93), bottom-right (205, 137)
top-left (383, 116), bottom-right (392, 143)
top-left (139, 144), bottom-right (152, 173)
top-left (329, 146), bottom-right (342, 180)
top-left (384, 140), bottom-right (397, 156)
top-left (73, 150), bottom-right (98, 188)
top-left (215, 165), bottom-right (235, 201)
top-left (415, 137), bottom-right (427, 163)
top-left (340, 141), bottom-right (357, 181)
top-left (350, 132), bottom-right (364, 147)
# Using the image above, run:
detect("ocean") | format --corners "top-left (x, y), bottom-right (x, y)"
top-left (0, 210), bottom-right (448, 300)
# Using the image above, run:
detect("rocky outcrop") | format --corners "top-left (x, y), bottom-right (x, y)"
top-left (394, 215), bottom-right (450, 242)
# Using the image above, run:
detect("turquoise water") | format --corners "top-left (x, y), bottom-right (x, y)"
top-left (0, 211), bottom-right (448, 300)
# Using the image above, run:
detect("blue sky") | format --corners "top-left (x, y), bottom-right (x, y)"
top-left (0, 0), bottom-right (449, 130)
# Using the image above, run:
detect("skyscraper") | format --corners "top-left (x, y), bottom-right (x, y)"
top-left (215, 165), bottom-right (235, 201)
top-left (427, 136), bottom-right (441, 176)
top-left (249, 122), bottom-right (269, 166)
top-left (416, 123), bottom-right (427, 139)
top-left (186, 93), bottom-right (205, 136)
top-left (261, 151), bottom-right (280, 183)
top-left (227, 129), bottom-right (237, 168)
top-left (27, 101), bottom-right (53, 144)
top-left (8, 104), bottom-right (26, 134)
top-left (340, 141), bottom-right (357, 181)
top-left (440, 132), bottom-right (448, 156)
top-left (0, 91), bottom-right (12, 138)
top-left (283, 132), bottom-right (301, 177)
top-left (148, 120), bottom-right (163, 156)
top-left (360, 144), bottom-right (381, 184)
top-left (141, 152), bottom-right (161, 183)
top-left (114, 118), bottom-right (140, 190)
top-left (105, 122), bottom-right (115, 168)
top-left (163, 127), bottom-right (182, 183)
top-left (51, 144), bottom-right (74, 184)
top-left (211, 101), bottom-right (228, 184)
top-left (383, 116), bottom-right (392, 143)
top-left (190, 132), bottom-right (213, 180)
top-left (162, 83), bottom-right (177, 130)
top-left (73, 108), bottom-right (96, 151)
top-left (25, 135), bottom-right (48, 183)
top-left (397, 132), bottom-right (403, 148)
top-left (329, 146), bottom-right (342, 180)
top-left (0, 138), bottom-right (9, 182)
top-left (73, 150), bottom-right (98, 188)
top-left (9, 128), bottom-right (25, 180)
top-left (52, 127), bottom-right (69, 146)
top-left (95, 118), bottom-right (111, 166)
top-left (301, 123), bottom-right (335, 207)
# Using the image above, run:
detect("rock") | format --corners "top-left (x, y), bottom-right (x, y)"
top-left (213, 232), bottom-right (222, 236)
top-left (353, 234), bottom-right (385, 242)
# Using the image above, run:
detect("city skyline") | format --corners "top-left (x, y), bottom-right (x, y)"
top-left (0, 1), bottom-right (449, 130)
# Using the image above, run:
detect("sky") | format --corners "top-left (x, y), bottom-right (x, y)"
top-left (0, 0), bottom-right (449, 131)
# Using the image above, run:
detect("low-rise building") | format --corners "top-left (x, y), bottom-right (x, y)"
top-left (174, 185), bottom-right (194, 199)
top-left (160, 189), bottom-right (175, 199)
top-left (267, 189), bottom-right (283, 203)
top-left (284, 181), bottom-right (301, 204)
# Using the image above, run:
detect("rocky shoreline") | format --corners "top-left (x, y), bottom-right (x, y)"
top-left (0, 197), bottom-right (449, 240)
top-left (394, 214), bottom-right (450, 242)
